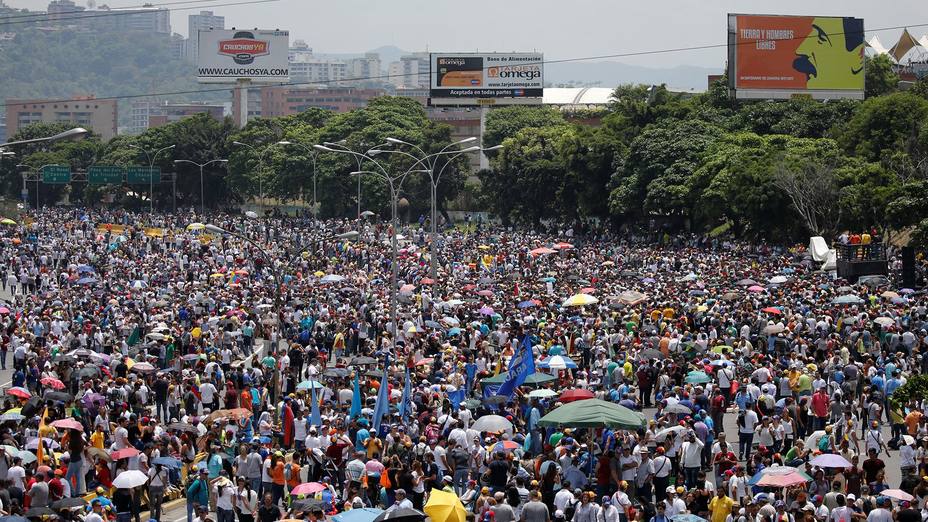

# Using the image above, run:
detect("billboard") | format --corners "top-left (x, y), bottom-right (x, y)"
top-left (197, 29), bottom-right (289, 83)
top-left (728, 14), bottom-right (865, 100)
top-left (429, 53), bottom-right (543, 106)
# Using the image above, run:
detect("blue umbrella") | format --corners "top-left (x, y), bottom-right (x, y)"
top-left (333, 508), bottom-right (384, 522)
top-left (540, 277), bottom-right (556, 283)
top-left (152, 457), bottom-right (181, 468)
top-left (76, 265), bottom-right (94, 273)
top-left (75, 277), bottom-right (96, 285)
top-left (517, 300), bottom-right (537, 308)
top-left (672, 515), bottom-right (707, 522)
top-left (447, 327), bottom-right (461, 336)
top-left (297, 380), bottom-right (324, 390)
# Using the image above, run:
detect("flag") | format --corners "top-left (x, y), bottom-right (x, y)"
top-left (127, 326), bottom-right (140, 347)
top-left (514, 281), bottom-right (520, 297)
top-left (349, 372), bottom-right (362, 419)
top-left (465, 363), bottom-right (477, 394)
top-left (493, 352), bottom-right (505, 376)
top-left (496, 334), bottom-right (536, 398)
top-left (36, 407), bottom-right (48, 464)
top-left (310, 381), bottom-right (322, 426)
top-left (448, 389), bottom-right (465, 410)
top-left (371, 356), bottom-right (390, 434)
top-left (398, 368), bottom-right (412, 423)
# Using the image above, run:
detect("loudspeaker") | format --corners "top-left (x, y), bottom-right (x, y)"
top-left (902, 246), bottom-right (916, 288)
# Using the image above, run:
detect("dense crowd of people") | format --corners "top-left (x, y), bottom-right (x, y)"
top-left (0, 207), bottom-right (926, 522)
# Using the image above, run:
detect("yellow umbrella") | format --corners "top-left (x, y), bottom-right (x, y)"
top-left (477, 245), bottom-right (491, 250)
top-left (186, 223), bottom-right (205, 231)
top-left (314, 271), bottom-right (325, 277)
top-left (424, 489), bottom-right (466, 522)
top-left (124, 358), bottom-right (135, 369)
top-left (0, 218), bottom-right (16, 226)
top-left (5, 408), bottom-right (21, 414)
top-left (562, 294), bottom-right (599, 307)
top-left (210, 273), bottom-right (225, 278)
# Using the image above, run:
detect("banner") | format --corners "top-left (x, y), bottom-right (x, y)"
top-left (496, 335), bottom-right (536, 398)
top-left (430, 53), bottom-right (543, 105)
top-left (729, 14), bottom-right (865, 99)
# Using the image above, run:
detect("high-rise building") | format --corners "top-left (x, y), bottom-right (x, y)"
top-left (170, 32), bottom-right (186, 61)
top-left (5, 96), bottom-right (117, 141)
top-left (347, 53), bottom-right (382, 86)
top-left (288, 40), bottom-right (313, 61)
top-left (387, 52), bottom-right (430, 89)
top-left (289, 55), bottom-right (348, 85)
top-left (186, 10), bottom-right (224, 63)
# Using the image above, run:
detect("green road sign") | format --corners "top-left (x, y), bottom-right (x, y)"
top-left (126, 166), bottom-right (161, 184)
top-left (88, 165), bottom-right (124, 185)
top-left (41, 165), bottom-right (71, 184)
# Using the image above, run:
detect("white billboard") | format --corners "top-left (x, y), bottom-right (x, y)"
top-left (197, 29), bottom-right (289, 84)
top-left (429, 53), bottom-right (543, 106)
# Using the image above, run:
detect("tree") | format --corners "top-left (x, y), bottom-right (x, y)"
top-left (865, 54), bottom-right (899, 98)
top-left (837, 92), bottom-right (928, 163)
top-left (559, 125), bottom-right (625, 220)
top-left (480, 125), bottom-right (574, 226)
top-left (482, 106), bottom-right (565, 149)
top-left (772, 162), bottom-right (842, 238)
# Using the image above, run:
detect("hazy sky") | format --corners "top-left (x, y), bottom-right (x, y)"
top-left (7, 0), bottom-right (928, 68)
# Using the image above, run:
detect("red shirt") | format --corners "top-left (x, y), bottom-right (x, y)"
top-left (811, 391), bottom-right (829, 418)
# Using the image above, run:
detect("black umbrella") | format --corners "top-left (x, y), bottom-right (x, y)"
top-left (323, 368), bottom-right (349, 378)
top-left (0, 516), bottom-right (29, 522)
top-left (25, 507), bottom-right (54, 518)
top-left (51, 497), bottom-right (87, 509)
top-left (77, 367), bottom-right (101, 379)
top-left (350, 356), bottom-right (377, 366)
top-left (372, 508), bottom-right (426, 522)
top-left (663, 403), bottom-right (693, 414)
top-left (291, 498), bottom-right (326, 511)
top-left (637, 349), bottom-right (665, 360)
top-left (44, 391), bottom-right (73, 403)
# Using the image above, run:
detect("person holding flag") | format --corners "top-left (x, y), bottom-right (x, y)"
top-left (496, 330), bottom-right (536, 399)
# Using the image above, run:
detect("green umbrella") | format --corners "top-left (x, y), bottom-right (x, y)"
top-left (685, 371), bottom-right (712, 384)
top-left (482, 373), bottom-right (556, 386)
top-left (537, 399), bottom-right (646, 430)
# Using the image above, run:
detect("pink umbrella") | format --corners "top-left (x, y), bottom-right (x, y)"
top-left (0, 307), bottom-right (9, 315)
top-left (41, 377), bottom-right (65, 390)
top-left (477, 289), bottom-right (494, 297)
top-left (111, 447), bottom-right (141, 460)
top-left (747, 285), bottom-right (765, 293)
top-left (530, 247), bottom-right (556, 256)
top-left (809, 454), bottom-right (851, 468)
top-left (580, 287), bottom-right (596, 294)
top-left (51, 418), bottom-right (84, 431)
top-left (6, 387), bottom-right (30, 399)
top-left (290, 482), bottom-right (327, 496)
top-left (479, 306), bottom-right (495, 315)
top-left (757, 472), bottom-right (808, 487)
top-left (399, 284), bottom-right (416, 294)
top-left (882, 489), bottom-right (914, 502)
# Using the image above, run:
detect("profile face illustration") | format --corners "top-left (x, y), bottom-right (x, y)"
top-left (793, 17), bottom-right (865, 89)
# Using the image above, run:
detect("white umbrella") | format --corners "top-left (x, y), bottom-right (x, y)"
top-left (320, 274), bottom-right (345, 283)
top-left (763, 324), bottom-right (785, 335)
top-left (528, 389), bottom-right (558, 399)
top-left (874, 317), bottom-right (895, 327)
top-left (768, 275), bottom-right (788, 284)
top-left (654, 425), bottom-right (686, 442)
top-left (471, 415), bottom-right (513, 433)
top-left (112, 469), bottom-right (148, 488)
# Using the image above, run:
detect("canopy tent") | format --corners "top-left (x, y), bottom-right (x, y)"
top-left (537, 398), bottom-right (646, 430)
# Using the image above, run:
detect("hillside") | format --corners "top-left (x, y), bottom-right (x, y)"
top-left (0, 25), bottom-right (225, 126)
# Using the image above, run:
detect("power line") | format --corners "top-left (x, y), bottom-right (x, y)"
top-left (0, 0), bottom-right (283, 26)
top-left (0, 19), bottom-right (922, 110)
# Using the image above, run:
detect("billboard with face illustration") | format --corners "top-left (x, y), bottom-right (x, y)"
top-left (728, 14), bottom-right (865, 100)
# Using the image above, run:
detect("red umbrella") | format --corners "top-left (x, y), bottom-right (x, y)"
top-left (580, 287), bottom-right (596, 294)
top-left (51, 419), bottom-right (83, 431)
top-left (553, 242), bottom-right (574, 250)
top-left (530, 247), bottom-right (556, 256)
top-left (762, 307), bottom-right (782, 315)
top-left (41, 377), bottom-right (65, 390)
top-left (414, 358), bottom-right (434, 366)
top-left (462, 284), bottom-right (477, 292)
top-left (559, 389), bottom-right (594, 403)
top-left (111, 447), bottom-right (141, 460)
top-left (6, 387), bottom-right (31, 399)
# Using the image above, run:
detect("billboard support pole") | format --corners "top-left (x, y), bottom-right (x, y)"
top-left (479, 107), bottom-right (489, 170)
top-left (236, 79), bottom-right (251, 128)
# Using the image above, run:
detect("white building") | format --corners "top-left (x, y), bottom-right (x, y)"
top-left (290, 55), bottom-right (348, 85)
top-left (387, 53), bottom-right (429, 89)
top-left (186, 10), bottom-right (224, 63)
top-left (347, 53), bottom-right (382, 85)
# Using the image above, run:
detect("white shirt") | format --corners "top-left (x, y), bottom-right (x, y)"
top-left (8, 465), bottom-right (25, 490)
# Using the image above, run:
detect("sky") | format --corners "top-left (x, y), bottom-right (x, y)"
top-left (6, 0), bottom-right (928, 68)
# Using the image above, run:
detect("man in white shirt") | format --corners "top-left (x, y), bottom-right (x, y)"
top-left (199, 379), bottom-right (217, 413)
top-left (8, 457), bottom-right (26, 490)
top-left (728, 467), bottom-right (751, 504)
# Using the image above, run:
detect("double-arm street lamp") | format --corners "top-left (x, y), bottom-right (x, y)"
top-left (128, 144), bottom-right (175, 214)
top-left (276, 141), bottom-right (319, 218)
top-left (173, 158), bottom-right (228, 215)
top-left (375, 137), bottom-right (495, 280)
top-left (314, 142), bottom-right (468, 352)
top-left (233, 141), bottom-right (283, 206)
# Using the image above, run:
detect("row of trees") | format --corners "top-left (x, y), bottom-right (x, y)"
top-left (0, 97), bottom-right (469, 221)
top-left (480, 57), bottom-right (928, 244)
top-left (5, 54), bottom-right (928, 244)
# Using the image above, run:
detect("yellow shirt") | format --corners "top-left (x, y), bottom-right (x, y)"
top-left (90, 431), bottom-right (105, 449)
top-left (709, 495), bottom-right (735, 522)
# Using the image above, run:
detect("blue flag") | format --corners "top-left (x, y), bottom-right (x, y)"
top-left (465, 363), bottom-right (477, 394)
top-left (448, 389), bottom-right (466, 410)
top-left (349, 372), bottom-right (362, 419)
top-left (371, 356), bottom-right (390, 434)
top-left (310, 381), bottom-right (322, 426)
top-left (398, 368), bottom-right (412, 423)
top-left (496, 334), bottom-right (536, 398)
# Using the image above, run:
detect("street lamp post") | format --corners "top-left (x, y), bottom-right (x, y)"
top-left (377, 138), bottom-right (484, 280)
top-left (17, 163), bottom-right (60, 209)
top-left (277, 141), bottom-right (318, 218)
top-left (0, 127), bottom-right (88, 152)
top-left (320, 140), bottom-right (385, 220)
top-left (174, 159), bottom-right (228, 215)
top-left (315, 143), bottom-right (465, 352)
top-left (128, 144), bottom-right (175, 214)
top-left (201, 223), bottom-right (358, 401)
top-left (233, 141), bottom-right (282, 207)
